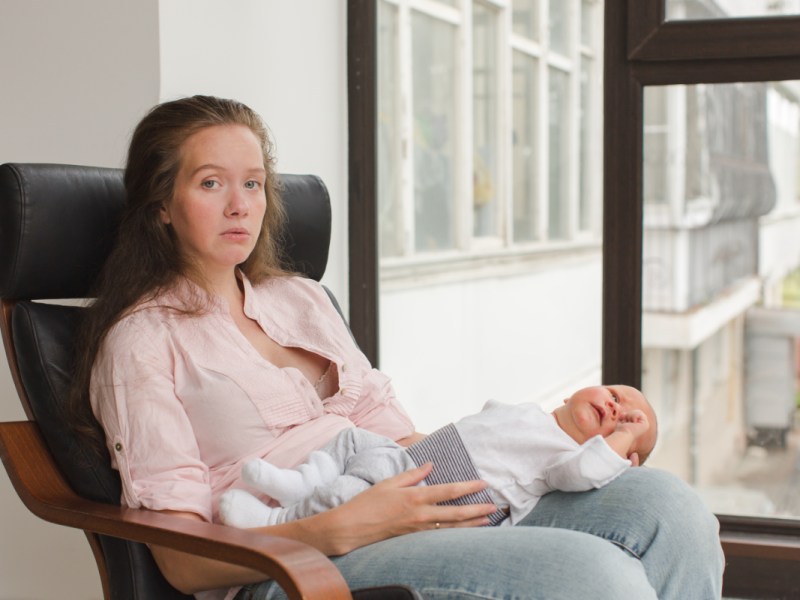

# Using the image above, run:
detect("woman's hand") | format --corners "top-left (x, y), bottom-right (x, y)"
top-left (310, 463), bottom-right (497, 556)
top-left (149, 465), bottom-right (495, 591)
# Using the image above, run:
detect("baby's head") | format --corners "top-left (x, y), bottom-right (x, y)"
top-left (553, 385), bottom-right (658, 464)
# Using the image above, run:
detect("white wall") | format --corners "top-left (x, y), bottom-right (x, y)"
top-left (158, 0), bottom-right (349, 305)
top-left (0, 1), bottom-right (348, 597)
top-left (380, 255), bottom-right (603, 432)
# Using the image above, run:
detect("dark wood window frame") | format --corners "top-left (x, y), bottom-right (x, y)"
top-left (606, 1), bottom-right (800, 597)
top-left (348, 0), bottom-right (800, 596)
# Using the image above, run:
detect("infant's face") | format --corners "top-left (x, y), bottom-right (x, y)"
top-left (559, 385), bottom-right (657, 456)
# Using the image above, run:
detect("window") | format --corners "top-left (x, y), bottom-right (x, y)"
top-left (376, 0), bottom-right (603, 267)
top-left (369, 0), bottom-right (606, 432)
top-left (605, 1), bottom-right (800, 596)
top-left (350, 0), bottom-right (800, 594)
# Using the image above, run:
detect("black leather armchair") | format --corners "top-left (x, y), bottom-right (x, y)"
top-left (0, 163), bottom-right (419, 600)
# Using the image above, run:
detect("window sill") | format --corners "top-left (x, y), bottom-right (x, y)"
top-left (719, 515), bottom-right (800, 598)
top-left (379, 241), bottom-right (601, 291)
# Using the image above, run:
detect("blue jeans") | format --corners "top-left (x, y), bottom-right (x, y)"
top-left (236, 468), bottom-right (724, 599)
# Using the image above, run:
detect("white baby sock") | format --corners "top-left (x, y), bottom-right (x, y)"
top-left (219, 489), bottom-right (283, 528)
top-left (242, 450), bottom-right (341, 506)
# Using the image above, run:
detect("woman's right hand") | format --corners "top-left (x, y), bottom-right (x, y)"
top-left (149, 465), bottom-right (496, 592)
top-left (306, 462), bottom-right (498, 556)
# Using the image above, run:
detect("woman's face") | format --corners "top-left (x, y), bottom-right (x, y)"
top-left (163, 124), bottom-right (267, 281)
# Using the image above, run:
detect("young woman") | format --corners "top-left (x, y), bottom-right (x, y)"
top-left (73, 95), bottom-right (724, 600)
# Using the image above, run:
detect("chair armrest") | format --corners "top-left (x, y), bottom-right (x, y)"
top-left (0, 421), bottom-right (351, 600)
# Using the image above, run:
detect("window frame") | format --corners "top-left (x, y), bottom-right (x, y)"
top-left (349, 0), bottom-right (800, 595)
top-left (605, 1), bottom-right (800, 596)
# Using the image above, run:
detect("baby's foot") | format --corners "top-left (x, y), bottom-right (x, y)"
top-left (243, 452), bottom-right (340, 505)
top-left (219, 489), bottom-right (276, 528)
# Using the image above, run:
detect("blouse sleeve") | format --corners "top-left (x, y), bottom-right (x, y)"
top-left (345, 368), bottom-right (415, 441)
top-left (90, 314), bottom-right (213, 522)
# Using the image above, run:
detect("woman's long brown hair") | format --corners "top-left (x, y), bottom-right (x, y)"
top-left (69, 95), bottom-right (289, 449)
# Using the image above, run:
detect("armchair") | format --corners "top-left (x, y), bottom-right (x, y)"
top-left (0, 163), bottom-right (418, 600)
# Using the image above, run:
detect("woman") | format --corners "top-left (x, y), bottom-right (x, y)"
top-left (73, 95), bottom-right (724, 600)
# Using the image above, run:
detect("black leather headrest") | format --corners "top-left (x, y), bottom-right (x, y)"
top-left (0, 163), bottom-right (331, 300)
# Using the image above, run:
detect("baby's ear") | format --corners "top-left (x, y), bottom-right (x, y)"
top-left (563, 398), bottom-right (569, 405)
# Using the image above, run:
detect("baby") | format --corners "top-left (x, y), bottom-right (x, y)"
top-left (220, 384), bottom-right (657, 528)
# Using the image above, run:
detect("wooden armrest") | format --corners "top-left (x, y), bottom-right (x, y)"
top-left (0, 421), bottom-right (351, 600)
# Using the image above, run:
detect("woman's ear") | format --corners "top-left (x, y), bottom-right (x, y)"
top-left (160, 204), bottom-right (171, 225)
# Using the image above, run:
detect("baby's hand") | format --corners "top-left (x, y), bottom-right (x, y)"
top-left (616, 409), bottom-right (649, 440)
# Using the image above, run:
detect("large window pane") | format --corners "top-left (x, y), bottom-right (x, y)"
top-left (667, 0), bottom-right (800, 20)
top-left (643, 87), bottom-right (669, 206)
top-left (473, 2), bottom-right (500, 238)
top-left (548, 0), bottom-right (569, 55)
top-left (579, 59), bottom-right (592, 230)
top-left (375, 1), bottom-right (604, 438)
top-left (642, 81), bottom-right (800, 520)
top-left (378, 1), bottom-right (403, 258)
top-left (548, 67), bottom-right (569, 240)
top-left (512, 0), bottom-right (539, 40)
top-left (581, 0), bottom-right (594, 46)
top-left (512, 51), bottom-right (538, 242)
top-left (412, 11), bottom-right (458, 252)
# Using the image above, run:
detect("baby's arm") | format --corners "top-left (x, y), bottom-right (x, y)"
top-left (605, 409), bottom-right (649, 464)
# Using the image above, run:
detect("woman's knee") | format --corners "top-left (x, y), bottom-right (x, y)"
top-left (524, 468), bottom-right (721, 556)
top-left (615, 468), bottom-right (721, 545)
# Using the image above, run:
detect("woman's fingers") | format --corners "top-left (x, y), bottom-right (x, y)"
top-left (378, 464), bottom-right (491, 504)
top-left (377, 464), bottom-right (498, 525)
top-left (386, 461), bottom-right (433, 487)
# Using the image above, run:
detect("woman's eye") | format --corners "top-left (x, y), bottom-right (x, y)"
top-left (201, 180), bottom-right (219, 189)
top-left (244, 180), bottom-right (260, 190)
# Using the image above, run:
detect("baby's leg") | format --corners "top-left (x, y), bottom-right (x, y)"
top-left (218, 489), bottom-right (293, 528)
top-left (242, 450), bottom-right (341, 506)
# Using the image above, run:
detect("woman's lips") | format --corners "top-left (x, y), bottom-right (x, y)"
top-left (222, 228), bottom-right (249, 240)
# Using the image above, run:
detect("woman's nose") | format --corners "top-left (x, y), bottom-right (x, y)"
top-left (225, 190), bottom-right (248, 216)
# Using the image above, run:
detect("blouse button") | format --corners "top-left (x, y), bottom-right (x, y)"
top-left (341, 363), bottom-right (348, 372)
top-left (114, 442), bottom-right (123, 452)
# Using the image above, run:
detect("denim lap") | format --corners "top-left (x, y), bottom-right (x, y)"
top-left (237, 468), bottom-right (723, 600)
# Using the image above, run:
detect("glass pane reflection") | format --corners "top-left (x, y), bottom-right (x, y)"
top-left (642, 81), bottom-right (800, 519)
top-left (412, 12), bottom-right (458, 253)
top-left (667, 0), bottom-right (800, 20)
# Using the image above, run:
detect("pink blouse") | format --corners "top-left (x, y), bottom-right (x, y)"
top-left (90, 274), bottom-right (415, 526)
